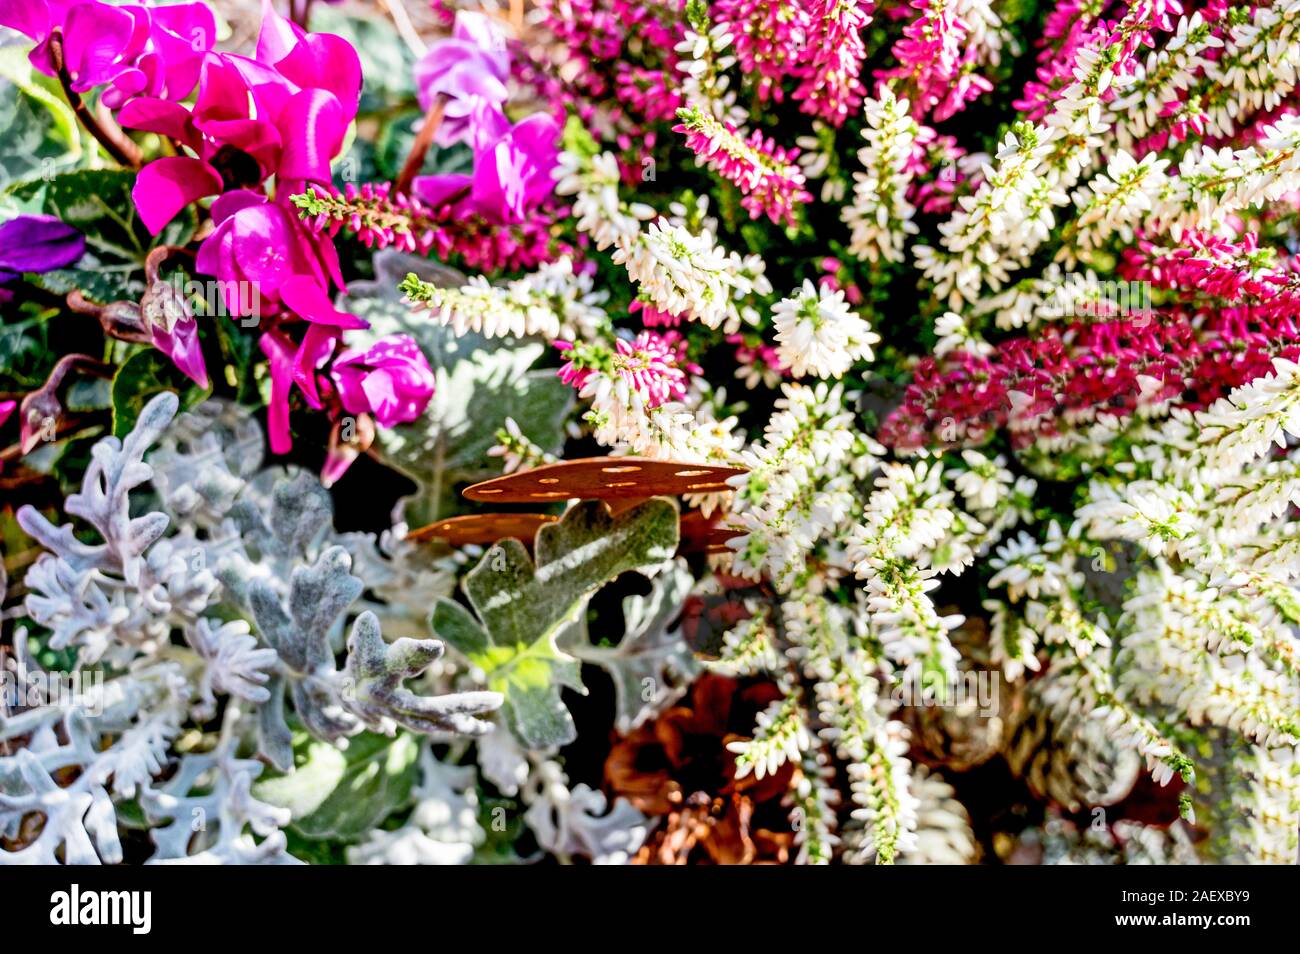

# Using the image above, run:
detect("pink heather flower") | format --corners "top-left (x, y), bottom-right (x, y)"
top-left (875, 0), bottom-right (992, 122)
top-left (124, 0), bottom-right (361, 235)
top-left (614, 63), bottom-right (682, 124)
top-left (296, 182), bottom-right (448, 255)
top-left (713, 0), bottom-right (812, 104)
top-left (295, 180), bottom-right (569, 274)
top-left (415, 10), bottom-right (511, 147)
top-left (631, 299), bottom-right (684, 328)
top-left (330, 334), bottom-right (437, 429)
top-left (883, 230), bottom-right (1300, 453)
top-left (556, 330), bottom-right (697, 409)
top-left (794, 0), bottom-right (873, 126)
top-left (532, 0), bottom-right (686, 131)
top-left (817, 257), bottom-right (864, 305)
top-left (727, 332), bottom-right (787, 388)
top-left (675, 105), bottom-right (811, 228)
top-left (905, 127), bottom-right (978, 216)
top-left (0, 1), bottom-right (216, 107)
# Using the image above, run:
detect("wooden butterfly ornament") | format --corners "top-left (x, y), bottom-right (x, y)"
top-left (406, 457), bottom-right (749, 553)
top-left (405, 512), bottom-right (558, 547)
top-left (460, 456), bottom-right (745, 503)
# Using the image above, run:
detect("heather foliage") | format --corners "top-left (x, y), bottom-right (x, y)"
top-left (2, 0), bottom-right (1299, 866)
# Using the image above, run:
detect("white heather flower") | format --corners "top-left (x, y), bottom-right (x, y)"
top-left (953, 449), bottom-right (1012, 513)
top-left (728, 696), bottom-right (811, 780)
top-left (843, 91), bottom-right (919, 264)
top-left (934, 311), bottom-right (992, 358)
top-left (1066, 149), bottom-right (1170, 260)
top-left (554, 150), bottom-right (654, 252)
top-left (1077, 480), bottom-right (1199, 558)
top-left (403, 258), bottom-right (609, 342)
top-left (675, 15), bottom-right (747, 127)
top-left (988, 531), bottom-right (1073, 602)
top-left (615, 218), bottom-right (758, 331)
top-left (846, 720), bottom-right (920, 863)
top-left (1197, 358), bottom-right (1300, 472)
top-left (984, 600), bottom-right (1041, 682)
top-left (771, 280), bottom-right (878, 379)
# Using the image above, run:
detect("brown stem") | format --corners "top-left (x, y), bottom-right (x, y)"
top-left (144, 245), bottom-right (193, 283)
top-left (17, 354), bottom-right (111, 454)
top-left (290, 0), bottom-right (315, 29)
top-left (48, 30), bottom-right (142, 169)
top-left (394, 94), bottom-right (448, 197)
top-left (0, 413), bottom-right (92, 464)
top-left (67, 291), bottom-right (151, 344)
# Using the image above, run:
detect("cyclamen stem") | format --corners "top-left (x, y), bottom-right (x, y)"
top-left (394, 94), bottom-right (449, 197)
top-left (66, 291), bottom-right (152, 344)
top-left (47, 31), bottom-right (142, 169)
top-left (289, 0), bottom-right (314, 29)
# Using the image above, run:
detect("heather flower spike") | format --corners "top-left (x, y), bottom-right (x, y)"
top-left (6, 0), bottom-right (1300, 872)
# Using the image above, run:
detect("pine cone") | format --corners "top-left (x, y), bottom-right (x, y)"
top-left (908, 616), bottom-right (1009, 772)
top-left (1002, 672), bottom-right (1140, 812)
top-left (604, 673), bottom-right (796, 864)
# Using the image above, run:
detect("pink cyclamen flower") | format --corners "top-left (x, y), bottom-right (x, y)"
top-left (415, 10), bottom-right (510, 147)
top-left (195, 191), bottom-right (346, 319)
top-left (0, 1), bottom-right (215, 106)
top-left (259, 330), bottom-right (297, 455)
top-left (124, 0), bottom-right (361, 234)
top-left (413, 100), bottom-right (560, 227)
top-left (330, 335), bottom-right (437, 429)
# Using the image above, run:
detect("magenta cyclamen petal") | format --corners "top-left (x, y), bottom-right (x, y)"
top-left (133, 157), bottom-right (224, 235)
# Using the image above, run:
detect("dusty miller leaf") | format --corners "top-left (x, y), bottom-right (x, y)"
top-left (432, 499), bottom-right (680, 748)
top-left (564, 559), bottom-right (699, 734)
top-left (343, 252), bottom-right (571, 524)
top-left (253, 732), bottom-right (420, 842)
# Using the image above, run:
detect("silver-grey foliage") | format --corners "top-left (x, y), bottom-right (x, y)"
top-left (2, 392), bottom-right (501, 863)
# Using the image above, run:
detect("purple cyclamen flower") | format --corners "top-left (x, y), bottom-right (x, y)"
top-left (0, 214), bottom-right (85, 282)
top-left (414, 10), bottom-right (510, 147)
top-left (330, 334), bottom-right (436, 429)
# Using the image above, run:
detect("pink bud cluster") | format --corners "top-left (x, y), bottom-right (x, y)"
top-left (556, 330), bottom-right (699, 408)
top-left (713, 0), bottom-right (812, 104)
top-left (883, 231), bottom-right (1300, 452)
top-left (675, 107), bottom-right (812, 227)
top-left (296, 183), bottom-right (569, 275)
top-left (875, 0), bottom-right (992, 122)
top-left (794, 0), bottom-right (874, 126)
top-left (532, 0), bottom-right (686, 134)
